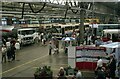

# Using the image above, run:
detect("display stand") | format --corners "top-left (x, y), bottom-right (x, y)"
top-left (68, 46), bottom-right (108, 70)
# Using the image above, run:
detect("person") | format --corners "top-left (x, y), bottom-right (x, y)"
top-left (1, 45), bottom-right (7, 63)
top-left (11, 43), bottom-right (16, 61)
top-left (76, 35), bottom-right (80, 46)
top-left (17, 38), bottom-right (21, 45)
top-left (40, 33), bottom-right (44, 43)
top-left (95, 38), bottom-right (102, 47)
top-left (95, 56), bottom-right (103, 76)
top-left (87, 35), bottom-right (92, 45)
top-left (96, 67), bottom-right (106, 79)
top-left (76, 70), bottom-right (82, 79)
top-left (6, 44), bottom-right (12, 62)
top-left (117, 61), bottom-right (120, 79)
top-left (6, 40), bottom-right (11, 48)
top-left (96, 56), bottom-right (103, 70)
top-left (55, 39), bottom-right (59, 54)
top-left (38, 33), bottom-right (41, 43)
top-left (42, 37), bottom-right (46, 46)
top-left (57, 67), bottom-right (67, 79)
top-left (15, 41), bottom-right (20, 51)
top-left (58, 67), bottom-right (65, 76)
top-left (10, 38), bottom-right (16, 46)
top-left (108, 55), bottom-right (116, 79)
top-left (91, 34), bottom-right (96, 44)
top-left (48, 41), bottom-right (52, 55)
top-left (2, 38), bottom-right (6, 46)
top-left (34, 37), bottom-right (39, 45)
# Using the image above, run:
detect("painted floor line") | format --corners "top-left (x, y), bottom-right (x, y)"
top-left (33, 67), bottom-right (64, 71)
top-left (32, 63), bottom-right (68, 68)
top-left (0, 54), bottom-right (48, 75)
top-left (32, 67), bottom-right (94, 72)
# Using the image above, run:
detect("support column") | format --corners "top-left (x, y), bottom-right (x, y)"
top-left (79, 9), bottom-right (85, 45)
top-left (7, 16), bottom-right (13, 25)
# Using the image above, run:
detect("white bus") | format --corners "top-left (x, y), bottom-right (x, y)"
top-left (95, 24), bottom-right (120, 36)
top-left (102, 29), bottom-right (120, 42)
top-left (51, 23), bottom-right (89, 39)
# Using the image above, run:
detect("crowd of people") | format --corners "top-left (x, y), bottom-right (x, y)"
top-left (95, 55), bottom-right (120, 79)
top-left (56, 55), bottom-right (120, 79)
top-left (57, 66), bottom-right (82, 79)
top-left (1, 32), bottom-right (59, 63)
top-left (1, 37), bottom-right (20, 63)
top-left (1, 31), bottom-right (120, 79)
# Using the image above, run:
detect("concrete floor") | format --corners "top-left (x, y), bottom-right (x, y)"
top-left (1, 41), bottom-right (95, 79)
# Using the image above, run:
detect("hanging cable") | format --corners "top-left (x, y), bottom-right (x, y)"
top-left (29, 3), bottom-right (46, 13)
top-left (21, 3), bottom-right (25, 19)
top-left (71, 9), bottom-right (78, 14)
top-left (69, 2), bottom-right (79, 14)
top-left (64, 7), bottom-right (68, 19)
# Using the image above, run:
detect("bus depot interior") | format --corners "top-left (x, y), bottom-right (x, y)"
top-left (0, 1), bottom-right (120, 79)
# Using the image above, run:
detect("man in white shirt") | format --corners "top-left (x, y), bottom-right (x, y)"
top-left (87, 35), bottom-right (91, 45)
top-left (96, 56), bottom-right (103, 70)
top-left (1, 45), bottom-right (7, 63)
top-left (95, 56), bottom-right (103, 76)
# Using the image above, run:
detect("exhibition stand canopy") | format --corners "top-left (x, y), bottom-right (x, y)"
top-left (100, 42), bottom-right (120, 48)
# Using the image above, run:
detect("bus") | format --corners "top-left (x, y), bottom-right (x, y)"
top-left (89, 24), bottom-right (120, 36)
top-left (51, 23), bottom-right (89, 39)
top-left (102, 29), bottom-right (120, 42)
top-left (85, 18), bottom-right (100, 24)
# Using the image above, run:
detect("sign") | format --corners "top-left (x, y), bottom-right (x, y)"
top-left (89, 24), bottom-right (98, 28)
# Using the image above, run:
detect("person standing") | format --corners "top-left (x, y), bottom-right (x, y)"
top-left (91, 34), bottom-right (96, 44)
top-left (2, 38), bottom-right (6, 46)
top-left (10, 38), bottom-right (16, 46)
top-left (117, 61), bottom-right (120, 79)
top-left (48, 42), bottom-right (52, 55)
top-left (54, 38), bottom-right (59, 54)
top-left (96, 56), bottom-right (103, 69)
top-left (42, 37), bottom-right (46, 46)
top-left (6, 40), bottom-right (11, 48)
top-left (6, 45), bottom-right (12, 62)
top-left (15, 41), bottom-right (20, 52)
top-left (96, 67), bottom-right (106, 79)
top-left (95, 38), bottom-right (103, 47)
top-left (95, 56), bottom-right (103, 76)
top-left (1, 45), bottom-right (7, 63)
top-left (108, 55), bottom-right (116, 79)
top-left (11, 43), bottom-right (16, 61)
top-left (38, 33), bottom-right (41, 43)
top-left (87, 35), bottom-right (91, 45)
top-left (40, 33), bottom-right (44, 43)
